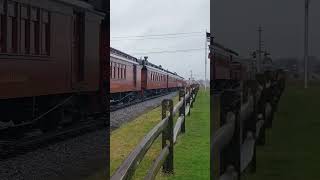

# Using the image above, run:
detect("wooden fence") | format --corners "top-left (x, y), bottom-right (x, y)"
top-left (111, 85), bottom-right (200, 180)
top-left (211, 70), bottom-right (286, 180)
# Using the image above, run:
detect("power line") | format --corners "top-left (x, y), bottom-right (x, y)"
top-left (111, 34), bottom-right (202, 41)
top-left (131, 48), bottom-right (206, 55)
top-left (111, 31), bottom-right (203, 39)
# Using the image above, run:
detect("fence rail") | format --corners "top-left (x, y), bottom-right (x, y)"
top-left (211, 70), bottom-right (286, 180)
top-left (111, 85), bottom-right (200, 180)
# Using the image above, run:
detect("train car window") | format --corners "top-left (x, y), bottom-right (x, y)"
top-left (114, 63), bottom-right (117, 79)
top-left (120, 65), bottom-right (123, 79)
top-left (21, 5), bottom-right (30, 54)
top-left (117, 64), bottom-right (120, 79)
top-left (113, 63), bottom-right (116, 79)
top-left (41, 10), bottom-right (50, 55)
top-left (73, 11), bottom-right (85, 81)
top-left (30, 7), bottom-right (39, 55)
top-left (122, 64), bottom-right (125, 79)
top-left (124, 65), bottom-right (126, 79)
top-left (7, 2), bottom-right (17, 54)
top-left (119, 64), bottom-right (121, 79)
top-left (0, 0), bottom-right (6, 53)
top-left (110, 62), bottom-right (113, 79)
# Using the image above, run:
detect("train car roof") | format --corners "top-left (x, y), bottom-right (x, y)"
top-left (140, 60), bottom-right (184, 79)
top-left (211, 42), bottom-right (239, 56)
top-left (55, 0), bottom-right (105, 15)
top-left (142, 60), bottom-right (165, 70)
top-left (167, 71), bottom-right (184, 79)
top-left (110, 47), bottom-right (139, 64)
top-left (109, 48), bottom-right (184, 79)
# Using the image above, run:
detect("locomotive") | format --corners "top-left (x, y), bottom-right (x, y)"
top-left (110, 47), bottom-right (185, 105)
top-left (0, 0), bottom-right (108, 132)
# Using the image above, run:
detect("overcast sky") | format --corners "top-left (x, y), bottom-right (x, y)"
top-left (111, 0), bottom-right (210, 80)
top-left (212, 0), bottom-right (320, 60)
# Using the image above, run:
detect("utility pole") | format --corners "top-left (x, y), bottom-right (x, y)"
top-left (257, 26), bottom-right (263, 73)
top-left (304, 0), bottom-right (310, 89)
top-left (205, 30), bottom-right (208, 91)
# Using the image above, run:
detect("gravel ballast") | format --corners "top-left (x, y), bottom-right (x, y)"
top-left (110, 92), bottom-right (177, 130)
top-left (0, 92), bottom-right (177, 180)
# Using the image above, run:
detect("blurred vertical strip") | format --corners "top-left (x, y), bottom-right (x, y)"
top-left (94, 0), bottom-right (110, 178)
top-left (102, 0), bottom-right (110, 178)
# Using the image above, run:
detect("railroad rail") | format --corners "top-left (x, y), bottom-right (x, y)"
top-left (110, 91), bottom-right (174, 112)
top-left (111, 85), bottom-right (200, 180)
top-left (211, 70), bottom-right (285, 180)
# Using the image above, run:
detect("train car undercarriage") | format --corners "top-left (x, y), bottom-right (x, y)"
top-left (0, 93), bottom-right (103, 135)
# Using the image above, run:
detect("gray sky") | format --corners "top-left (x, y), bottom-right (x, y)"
top-left (212, 0), bottom-right (320, 59)
top-left (111, 0), bottom-right (210, 80)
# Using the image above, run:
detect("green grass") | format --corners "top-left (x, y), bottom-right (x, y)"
top-left (84, 95), bottom-right (179, 180)
top-left (243, 82), bottom-right (320, 180)
top-left (108, 89), bottom-right (210, 180)
top-left (167, 89), bottom-right (210, 180)
top-left (83, 90), bottom-right (210, 180)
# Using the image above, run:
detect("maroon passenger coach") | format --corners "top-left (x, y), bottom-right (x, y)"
top-left (0, 0), bottom-right (107, 132)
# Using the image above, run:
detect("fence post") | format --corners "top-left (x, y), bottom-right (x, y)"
top-left (190, 89), bottom-right (194, 108)
top-left (256, 113), bottom-right (265, 145)
top-left (225, 89), bottom-right (241, 180)
top-left (162, 99), bottom-right (174, 174)
top-left (179, 89), bottom-right (186, 133)
top-left (247, 83), bottom-right (257, 173)
top-left (187, 89), bottom-right (191, 116)
top-left (255, 74), bottom-right (266, 146)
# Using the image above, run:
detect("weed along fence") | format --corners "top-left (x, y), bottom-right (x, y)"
top-left (111, 85), bottom-right (200, 180)
top-left (211, 70), bottom-right (286, 180)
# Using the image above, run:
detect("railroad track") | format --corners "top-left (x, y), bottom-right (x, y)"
top-left (0, 91), bottom-right (176, 160)
top-left (110, 92), bottom-right (173, 112)
top-left (0, 115), bottom-right (108, 161)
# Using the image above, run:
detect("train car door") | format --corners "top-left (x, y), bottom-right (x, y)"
top-left (72, 11), bottom-right (85, 87)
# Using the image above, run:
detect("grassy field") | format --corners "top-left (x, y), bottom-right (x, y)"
top-left (161, 89), bottom-right (210, 180)
top-left (108, 89), bottom-right (210, 180)
top-left (244, 82), bottom-right (320, 180)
